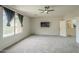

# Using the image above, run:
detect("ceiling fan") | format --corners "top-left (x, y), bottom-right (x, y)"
top-left (38, 6), bottom-right (54, 14)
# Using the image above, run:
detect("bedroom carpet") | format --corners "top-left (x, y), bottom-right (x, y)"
top-left (4, 35), bottom-right (79, 53)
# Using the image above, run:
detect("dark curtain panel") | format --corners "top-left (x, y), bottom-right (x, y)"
top-left (4, 7), bottom-right (15, 26)
top-left (18, 14), bottom-right (23, 27)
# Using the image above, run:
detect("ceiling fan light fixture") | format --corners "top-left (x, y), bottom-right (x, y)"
top-left (44, 11), bottom-right (48, 13)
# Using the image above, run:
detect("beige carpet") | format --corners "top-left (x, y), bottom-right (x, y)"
top-left (4, 35), bottom-right (79, 53)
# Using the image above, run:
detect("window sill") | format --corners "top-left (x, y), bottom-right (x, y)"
top-left (3, 32), bottom-right (22, 38)
top-left (3, 33), bottom-right (14, 38)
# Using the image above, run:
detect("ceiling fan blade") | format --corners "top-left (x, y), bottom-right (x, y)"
top-left (48, 10), bottom-right (54, 11)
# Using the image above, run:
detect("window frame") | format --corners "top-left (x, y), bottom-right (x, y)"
top-left (3, 10), bottom-right (23, 38)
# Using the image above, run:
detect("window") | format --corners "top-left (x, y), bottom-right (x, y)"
top-left (3, 10), bottom-right (23, 38)
top-left (15, 14), bottom-right (22, 34)
top-left (3, 10), bottom-right (14, 37)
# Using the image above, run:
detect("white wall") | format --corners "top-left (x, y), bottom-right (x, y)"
top-left (0, 7), bottom-right (4, 51)
top-left (0, 7), bottom-right (31, 51)
top-left (0, 7), bottom-right (3, 40)
top-left (31, 17), bottom-right (62, 35)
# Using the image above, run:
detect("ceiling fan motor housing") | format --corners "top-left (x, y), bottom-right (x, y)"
top-left (45, 6), bottom-right (50, 9)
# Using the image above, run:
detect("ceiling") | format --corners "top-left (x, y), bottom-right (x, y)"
top-left (5, 5), bottom-right (79, 18)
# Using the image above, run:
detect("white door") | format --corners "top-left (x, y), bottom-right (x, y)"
top-left (60, 21), bottom-right (67, 36)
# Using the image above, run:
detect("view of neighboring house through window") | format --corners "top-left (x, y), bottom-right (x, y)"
top-left (3, 9), bottom-right (23, 37)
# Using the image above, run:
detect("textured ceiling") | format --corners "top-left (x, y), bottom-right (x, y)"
top-left (4, 5), bottom-right (79, 18)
